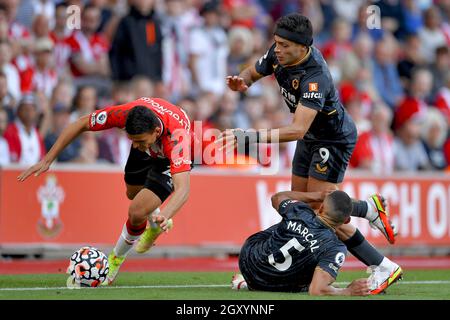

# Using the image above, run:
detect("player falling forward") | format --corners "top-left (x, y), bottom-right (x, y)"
top-left (220, 13), bottom-right (402, 294)
top-left (234, 190), bottom-right (375, 295)
top-left (18, 97), bottom-right (192, 285)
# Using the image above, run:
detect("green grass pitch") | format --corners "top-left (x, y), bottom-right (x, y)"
top-left (0, 270), bottom-right (449, 300)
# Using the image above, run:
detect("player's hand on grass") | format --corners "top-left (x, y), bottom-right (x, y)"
top-left (226, 76), bottom-right (249, 92)
top-left (347, 278), bottom-right (371, 296)
top-left (17, 160), bottom-right (51, 182)
top-left (152, 215), bottom-right (170, 232)
top-left (216, 128), bottom-right (244, 153)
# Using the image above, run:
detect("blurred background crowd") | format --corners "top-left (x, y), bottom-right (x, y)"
top-left (0, 0), bottom-right (449, 174)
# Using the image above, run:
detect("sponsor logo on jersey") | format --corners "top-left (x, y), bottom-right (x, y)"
top-left (280, 87), bottom-right (297, 104)
top-left (139, 97), bottom-right (191, 130)
top-left (303, 92), bottom-right (323, 99)
top-left (335, 252), bottom-right (345, 266)
top-left (90, 112), bottom-right (96, 127)
top-left (292, 78), bottom-right (299, 90)
top-left (309, 82), bottom-right (318, 92)
top-left (315, 163), bottom-right (328, 174)
top-left (328, 263), bottom-right (339, 273)
top-left (173, 158), bottom-right (193, 168)
top-left (96, 111), bottom-right (107, 125)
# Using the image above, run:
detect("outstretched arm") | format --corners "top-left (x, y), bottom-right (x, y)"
top-left (226, 65), bottom-right (264, 92)
top-left (17, 115), bottom-right (91, 181)
top-left (271, 190), bottom-right (328, 211)
top-left (309, 267), bottom-right (370, 296)
top-left (260, 103), bottom-right (317, 143)
top-left (217, 103), bottom-right (317, 151)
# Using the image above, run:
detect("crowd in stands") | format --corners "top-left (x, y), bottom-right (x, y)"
top-left (0, 0), bottom-right (450, 174)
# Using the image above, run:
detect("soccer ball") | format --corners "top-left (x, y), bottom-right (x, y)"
top-left (66, 246), bottom-right (109, 288)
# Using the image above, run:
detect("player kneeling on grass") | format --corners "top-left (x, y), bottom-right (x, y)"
top-left (233, 190), bottom-right (401, 296)
top-left (18, 97), bottom-right (192, 285)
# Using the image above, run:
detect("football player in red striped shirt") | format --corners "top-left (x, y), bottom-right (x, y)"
top-left (18, 97), bottom-right (192, 285)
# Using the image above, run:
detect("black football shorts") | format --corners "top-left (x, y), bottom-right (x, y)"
top-left (124, 147), bottom-right (174, 202)
top-left (292, 134), bottom-right (357, 184)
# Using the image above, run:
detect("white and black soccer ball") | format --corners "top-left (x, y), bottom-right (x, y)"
top-left (67, 246), bottom-right (109, 287)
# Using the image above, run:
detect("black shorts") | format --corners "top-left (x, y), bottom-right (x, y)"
top-left (124, 148), bottom-right (174, 202)
top-left (292, 135), bottom-right (357, 184)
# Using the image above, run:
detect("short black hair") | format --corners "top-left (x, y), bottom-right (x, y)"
top-left (275, 13), bottom-right (313, 39)
top-left (125, 106), bottom-right (160, 135)
top-left (324, 191), bottom-right (352, 225)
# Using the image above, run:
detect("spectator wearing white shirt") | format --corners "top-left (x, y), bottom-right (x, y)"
top-left (3, 94), bottom-right (45, 165)
top-left (0, 0), bottom-right (31, 44)
top-left (162, 0), bottom-right (200, 102)
top-left (393, 96), bottom-right (430, 171)
top-left (49, 2), bottom-right (72, 77)
top-left (66, 4), bottom-right (110, 78)
top-left (31, 37), bottom-right (58, 98)
top-left (350, 103), bottom-right (395, 175)
top-left (421, 108), bottom-right (448, 170)
top-left (0, 40), bottom-right (21, 102)
top-left (188, 1), bottom-right (228, 98)
top-left (0, 70), bottom-right (15, 121)
top-left (418, 6), bottom-right (448, 63)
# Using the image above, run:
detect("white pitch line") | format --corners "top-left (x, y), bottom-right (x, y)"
top-left (0, 284), bottom-right (230, 291)
top-left (0, 281), bottom-right (450, 292)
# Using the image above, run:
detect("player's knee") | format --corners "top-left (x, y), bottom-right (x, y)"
top-left (128, 203), bottom-right (147, 225)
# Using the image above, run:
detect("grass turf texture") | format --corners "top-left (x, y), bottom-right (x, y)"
top-left (0, 270), bottom-right (449, 300)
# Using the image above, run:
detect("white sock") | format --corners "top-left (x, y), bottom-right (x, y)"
top-left (113, 222), bottom-right (145, 257)
top-left (365, 199), bottom-right (378, 222)
top-left (379, 257), bottom-right (398, 272)
top-left (148, 207), bottom-right (161, 229)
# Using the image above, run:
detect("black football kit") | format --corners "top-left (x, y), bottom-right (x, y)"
top-left (239, 199), bottom-right (347, 292)
top-left (255, 44), bottom-right (357, 183)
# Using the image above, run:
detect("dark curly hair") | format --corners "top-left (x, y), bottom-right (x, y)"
top-left (125, 106), bottom-right (160, 135)
top-left (275, 13), bottom-right (313, 42)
